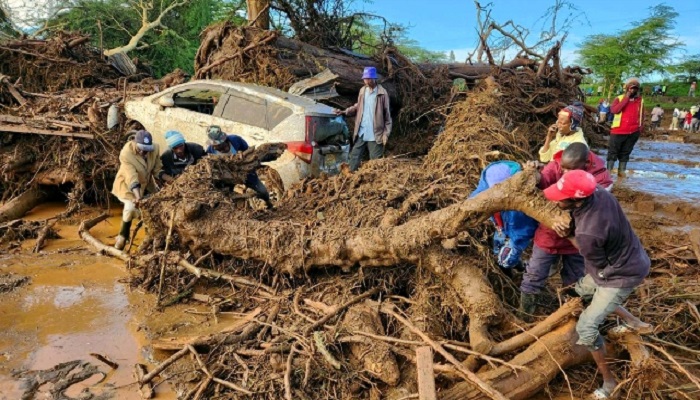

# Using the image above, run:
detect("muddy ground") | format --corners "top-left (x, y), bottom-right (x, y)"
top-left (0, 137), bottom-right (698, 399)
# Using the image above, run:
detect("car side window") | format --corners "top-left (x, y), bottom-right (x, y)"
top-left (222, 92), bottom-right (267, 129)
top-left (267, 103), bottom-right (293, 130)
top-left (170, 87), bottom-right (226, 116)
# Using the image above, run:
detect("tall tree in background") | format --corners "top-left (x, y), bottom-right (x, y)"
top-left (247, 0), bottom-right (270, 29)
top-left (45, 0), bottom-right (246, 76)
top-left (578, 5), bottom-right (681, 97)
top-left (671, 54), bottom-right (700, 82)
top-left (449, 50), bottom-right (456, 62)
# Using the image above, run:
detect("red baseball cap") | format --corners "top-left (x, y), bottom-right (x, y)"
top-left (543, 170), bottom-right (597, 201)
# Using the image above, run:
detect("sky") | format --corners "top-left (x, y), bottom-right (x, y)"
top-left (356, 0), bottom-right (700, 66)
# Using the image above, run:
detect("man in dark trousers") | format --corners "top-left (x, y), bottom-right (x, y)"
top-left (205, 125), bottom-right (274, 209)
top-left (160, 130), bottom-right (206, 177)
top-left (520, 143), bottom-right (613, 320)
top-left (544, 169), bottom-right (653, 399)
top-left (608, 77), bottom-right (644, 178)
top-left (334, 67), bottom-right (392, 172)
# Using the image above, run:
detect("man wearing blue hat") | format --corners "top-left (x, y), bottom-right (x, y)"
top-left (334, 66), bottom-right (392, 172)
top-left (160, 130), bottom-right (206, 177)
top-left (470, 161), bottom-right (538, 276)
top-left (112, 130), bottom-right (172, 250)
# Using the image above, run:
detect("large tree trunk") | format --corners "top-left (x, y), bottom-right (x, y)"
top-left (246, 0), bottom-right (270, 29)
top-left (439, 320), bottom-right (591, 400)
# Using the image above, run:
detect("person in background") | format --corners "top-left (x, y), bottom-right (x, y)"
top-left (684, 109), bottom-right (693, 131)
top-left (689, 81), bottom-right (697, 97)
top-left (670, 108), bottom-right (680, 131)
top-left (692, 109), bottom-right (700, 133)
top-left (598, 99), bottom-right (610, 123)
top-left (205, 125), bottom-right (274, 209)
top-left (112, 130), bottom-right (173, 250)
top-left (539, 102), bottom-right (587, 162)
top-left (608, 77), bottom-right (644, 178)
top-left (469, 161), bottom-right (538, 276)
top-left (543, 169), bottom-right (653, 400)
top-left (160, 130), bottom-right (206, 177)
top-left (680, 109), bottom-right (689, 130)
top-left (334, 67), bottom-right (392, 172)
top-left (661, 84), bottom-right (667, 95)
top-left (520, 143), bottom-right (613, 320)
top-left (650, 104), bottom-right (664, 130)
top-left (596, 85), bottom-right (603, 96)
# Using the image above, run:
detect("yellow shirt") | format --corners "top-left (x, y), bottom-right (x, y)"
top-left (538, 127), bottom-right (587, 162)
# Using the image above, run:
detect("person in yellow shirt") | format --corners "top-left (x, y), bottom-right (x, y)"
top-left (539, 102), bottom-right (587, 162)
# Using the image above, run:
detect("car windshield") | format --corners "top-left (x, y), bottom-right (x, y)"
top-left (171, 88), bottom-right (224, 115)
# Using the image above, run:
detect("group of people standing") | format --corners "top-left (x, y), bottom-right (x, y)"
top-left (669, 106), bottom-right (700, 132)
top-left (472, 77), bottom-right (651, 399)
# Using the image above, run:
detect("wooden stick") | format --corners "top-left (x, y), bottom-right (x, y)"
top-left (175, 255), bottom-right (274, 294)
top-left (284, 344), bottom-right (297, 400)
top-left (381, 303), bottom-right (508, 400)
top-left (139, 346), bottom-right (189, 385)
top-left (157, 210), bottom-right (176, 305)
top-left (416, 346), bottom-right (437, 400)
top-left (33, 219), bottom-right (57, 253)
top-left (212, 377), bottom-right (253, 395)
top-left (79, 213), bottom-right (131, 261)
top-left (0, 124), bottom-right (93, 139)
top-left (303, 287), bottom-right (380, 335)
top-left (192, 376), bottom-right (212, 400)
top-left (89, 353), bottom-right (119, 369)
top-left (490, 298), bottom-right (582, 356)
top-left (133, 364), bottom-right (154, 399)
top-left (313, 331), bottom-right (341, 370)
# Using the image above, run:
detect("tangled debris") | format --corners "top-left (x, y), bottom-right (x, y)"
top-left (72, 43), bottom-right (700, 400)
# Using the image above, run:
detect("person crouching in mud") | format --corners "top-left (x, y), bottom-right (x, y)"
top-left (544, 169), bottom-right (653, 400)
top-left (112, 130), bottom-right (173, 250)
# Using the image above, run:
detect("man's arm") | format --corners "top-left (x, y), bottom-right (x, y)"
top-left (230, 135), bottom-right (249, 152)
top-left (610, 96), bottom-right (628, 114)
top-left (381, 94), bottom-right (392, 143)
top-left (537, 161), bottom-right (559, 190)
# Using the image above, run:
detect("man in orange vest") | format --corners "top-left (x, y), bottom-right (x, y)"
top-left (608, 78), bottom-right (644, 178)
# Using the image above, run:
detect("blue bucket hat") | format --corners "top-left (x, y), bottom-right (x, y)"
top-left (362, 67), bottom-right (377, 80)
top-left (165, 130), bottom-right (185, 149)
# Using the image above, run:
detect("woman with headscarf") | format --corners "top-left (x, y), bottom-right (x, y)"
top-left (539, 102), bottom-right (587, 163)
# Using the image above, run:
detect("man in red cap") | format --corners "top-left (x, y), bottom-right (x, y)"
top-left (544, 169), bottom-right (652, 399)
top-left (519, 143), bottom-right (613, 319)
top-left (335, 66), bottom-right (392, 172)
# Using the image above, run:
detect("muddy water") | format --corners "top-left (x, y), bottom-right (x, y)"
top-left (0, 204), bottom-right (174, 399)
top-left (598, 139), bottom-right (700, 201)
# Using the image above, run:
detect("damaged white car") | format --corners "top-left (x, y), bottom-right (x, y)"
top-left (125, 80), bottom-right (350, 189)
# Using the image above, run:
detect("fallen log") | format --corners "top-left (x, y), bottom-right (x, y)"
top-left (0, 124), bottom-right (94, 139)
top-left (0, 186), bottom-right (48, 223)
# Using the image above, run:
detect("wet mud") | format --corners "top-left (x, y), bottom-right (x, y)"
top-left (0, 204), bottom-right (175, 400)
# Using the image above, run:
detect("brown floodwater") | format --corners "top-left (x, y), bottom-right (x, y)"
top-left (0, 203), bottom-right (175, 399)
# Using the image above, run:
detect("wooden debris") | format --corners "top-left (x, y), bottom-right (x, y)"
top-left (416, 346), bottom-right (437, 400)
top-left (133, 364), bottom-right (154, 399)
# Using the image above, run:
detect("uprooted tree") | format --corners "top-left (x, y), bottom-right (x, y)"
top-left (74, 46), bottom-right (699, 399)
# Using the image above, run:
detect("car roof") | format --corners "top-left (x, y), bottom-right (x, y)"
top-left (165, 80), bottom-right (336, 115)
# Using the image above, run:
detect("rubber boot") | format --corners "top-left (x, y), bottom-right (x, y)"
top-left (618, 161), bottom-right (628, 178)
top-left (606, 160), bottom-right (615, 173)
top-left (114, 220), bottom-right (132, 250)
top-left (519, 292), bottom-right (539, 323)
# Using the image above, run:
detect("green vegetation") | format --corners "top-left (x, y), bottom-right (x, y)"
top-left (577, 5), bottom-right (681, 98)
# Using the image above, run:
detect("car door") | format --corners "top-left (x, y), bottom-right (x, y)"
top-left (152, 83), bottom-right (229, 147)
top-left (217, 89), bottom-right (270, 146)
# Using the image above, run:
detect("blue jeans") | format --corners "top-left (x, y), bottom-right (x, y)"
top-left (574, 274), bottom-right (634, 351)
top-left (520, 244), bottom-right (585, 294)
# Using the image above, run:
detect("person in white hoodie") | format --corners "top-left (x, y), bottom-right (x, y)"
top-left (670, 108), bottom-right (680, 130)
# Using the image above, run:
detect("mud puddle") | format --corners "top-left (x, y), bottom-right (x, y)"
top-left (597, 139), bottom-right (700, 202)
top-left (0, 203), bottom-right (174, 399)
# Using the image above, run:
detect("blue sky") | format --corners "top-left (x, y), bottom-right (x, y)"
top-left (357, 0), bottom-right (700, 65)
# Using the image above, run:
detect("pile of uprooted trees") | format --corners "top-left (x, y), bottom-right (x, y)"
top-left (74, 28), bottom-right (700, 400)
